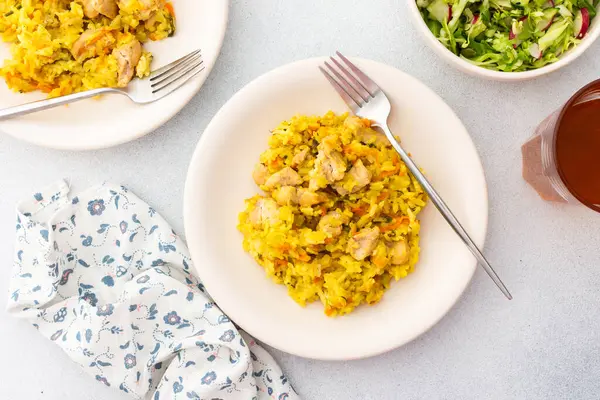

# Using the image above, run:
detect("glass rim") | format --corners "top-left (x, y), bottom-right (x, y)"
top-left (552, 78), bottom-right (600, 213)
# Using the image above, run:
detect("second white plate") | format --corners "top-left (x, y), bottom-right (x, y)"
top-left (184, 57), bottom-right (489, 360)
top-left (0, 0), bottom-right (229, 150)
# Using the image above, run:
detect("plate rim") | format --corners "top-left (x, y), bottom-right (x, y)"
top-left (0, 0), bottom-right (230, 151)
top-left (183, 56), bottom-right (489, 360)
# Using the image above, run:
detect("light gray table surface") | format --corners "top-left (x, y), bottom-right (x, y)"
top-left (1, 1), bottom-right (600, 399)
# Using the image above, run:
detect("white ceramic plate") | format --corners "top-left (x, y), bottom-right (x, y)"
top-left (0, 0), bottom-right (229, 150)
top-left (184, 57), bottom-right (489, 360)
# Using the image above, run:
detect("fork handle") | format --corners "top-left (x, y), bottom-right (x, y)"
top-left (0, 87), bottom-right (118, 120)
top-left (377, 124), bottom-right (512, 300)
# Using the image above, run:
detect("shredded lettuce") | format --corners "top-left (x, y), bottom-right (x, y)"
top-left (416, 0), bottom-right (596, 71)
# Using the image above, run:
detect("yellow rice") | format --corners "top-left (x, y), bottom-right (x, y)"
top-left (0, 0), bottom-right (175, 97)
top-left (238, 112), bottom-right (428, 317)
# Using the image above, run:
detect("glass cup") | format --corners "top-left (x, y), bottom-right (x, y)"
top-left (522, 79), bottom-right (600, 213)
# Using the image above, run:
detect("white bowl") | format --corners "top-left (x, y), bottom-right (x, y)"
top-left (407, 0), bottom-right (600, 81)
top-left (0, 0), bottom-right (229, 150)
top-left (184, 57), bottom-right (490, 360)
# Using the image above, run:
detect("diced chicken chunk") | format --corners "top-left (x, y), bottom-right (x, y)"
top-left (83, 0), bottom-right (99, 18)
top-left (317, 211), bottom-right (349, 237)
top-left (359, 129), bottom-right (389, 147)
top-left (95, 0), bottom-right (118, 18)
top-left (144, 11), bottom-right (158, 28)
top-left (118, 0), bottom-right (163, 19)
top-left (344, 116), bottom-right (389, 147)
top-left (71, 30), bottom-right (95, 59)
top-left (387, 239), bottom-right (410, 265)
top-left (347, 227), bottom-right (380, 261)
top-left (310, 136), bottom-right (346, 189)
top-left (113, 40), bottom-right (142, 87)
top-left (71, 29), bottom-right (114, 60)
top-left (334, 159), bottom-right (372, 195)
top-left (264, 167), bottom-right (302, 190)
top-left (83, 0), bottom-right (118, 19)
top-left (319, 150), bottom-right (346, 182)
top-left (344, 116), bottom-right (365, 131)
top-left (291, 148), bottom-right (308, 166)
top-left (271, 186), bottom-right (325, 207)
top-left (139, 0), bottom-right (157, 8)
top-left (296, 188), bottom-right (325, 207)
top-left (249, 198), bottom-right (279, 227)
top-left (272, 186), bottom-right (297, 206)
top-left (252, 163), bottom-right (269, 185)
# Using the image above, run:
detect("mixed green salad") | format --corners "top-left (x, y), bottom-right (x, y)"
top-left (417, 0), bottom-right (597, 71)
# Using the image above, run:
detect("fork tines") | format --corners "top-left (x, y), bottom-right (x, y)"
top-left (150, 49), bottom-right (205, 94)
top-left (319, 51), bottom-right (380, 109)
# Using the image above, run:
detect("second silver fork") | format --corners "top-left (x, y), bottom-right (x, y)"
top-left (0, 49), bottom-right (204, 120)
top-left (320, 52), bottom-right (512, 300)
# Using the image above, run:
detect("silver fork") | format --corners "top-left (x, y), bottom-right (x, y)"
top-left (0, 49), bottom-right (204, 120)
top-left (320, 52), bottom-right (512, 300)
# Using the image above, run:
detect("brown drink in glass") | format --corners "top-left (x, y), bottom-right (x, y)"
top-left (522, 79), bottom-right (600, 213)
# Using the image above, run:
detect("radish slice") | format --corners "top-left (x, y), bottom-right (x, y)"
top-left (529, 43), bottom-right (542, 59)
top-left (448, 4), bottom-right (452, 21)
top-left (536, 9), bottom-right (557, 32)
top-left (574, 8), bottom-right (590, 39)
top-left (472, 13), bottom-right (479, 25)
top-left (510, 18), bottom-right (526, 48)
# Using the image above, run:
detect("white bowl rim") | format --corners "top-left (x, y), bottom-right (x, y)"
top-left (407, 0), bottom-right (600, 81)
top-left (183, 56), bottom-right (490, 360)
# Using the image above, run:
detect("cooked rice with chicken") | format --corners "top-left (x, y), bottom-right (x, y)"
top-left (238, 112), bottom-right (428, 317)
top-left (0, 0), bottom-right (175, 97)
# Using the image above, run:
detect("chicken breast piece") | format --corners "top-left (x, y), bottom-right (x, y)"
top-left (334, 159), bottom-right (372, 195)
top-left (291, 148), bottom-right (308, 166)
top-left (118, 0), bottom-right (164, 19)
top-left (71, 30), bottom-right (96, 59)
top-left (344, 116), bottom-right (389, 147)
top-left (113, 40), bottom-right (142, 87)
top-left (347, 227), bottom-right (380, 261)
top-left (310, 136), bottom-right (346, 189)
top-left (317, 211), bottom-right (349, 237)
top-left (319, 150), bottom-right (346, 182)
top-left (71, 29), bottom-right (114, 60)
top-left (83, 0), bottom-right (118, 19)
top-left (272, 186), bottom-right (297, 206)
top-left (271, 186), bottom-right (324, 207)
top-left (296, 188), bottom-right (326, 207)
top-left (83, 0), bottom-right (99, 18)
top-left (249, 198), bottom-right (279, 227)
top-left (359, 129), bottom-right (389, 147)
top-left (252, 163), bottom-right (269, 185)
top-left (344, 116), bottom-right (365, 131)
top-left (387, 239), bottom-right (410, 265)
top-left (264, 167), bottom-right (302, 190)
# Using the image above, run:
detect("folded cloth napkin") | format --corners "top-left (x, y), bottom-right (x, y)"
top-left (7, 181), bottom-right (299, 400)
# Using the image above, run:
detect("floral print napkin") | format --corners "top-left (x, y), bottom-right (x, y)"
top-left (7, 181), bottom-right (299, 400)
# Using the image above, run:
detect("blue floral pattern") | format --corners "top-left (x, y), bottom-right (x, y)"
top-left (81, 291), bottom-right (98, 306)
top-left (164, 311), bottom-right (181, 325)
top-left (201, 371), bottom-right (217, 385)
top-left (8, 181), bottom-right (299, 400)
top-left (219, 330), bottom-right (235, 343)
top-left (87, 199), bottom-right (106, 216)
top-left (97, 304), bottom-right (114, 316)
top-left (124, 354), bottom-right (136, 369)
